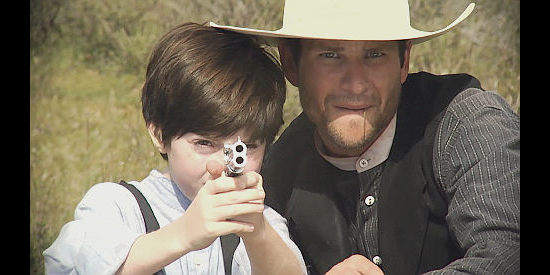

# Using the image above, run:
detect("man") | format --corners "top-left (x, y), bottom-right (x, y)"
top-left (211, 0), bottom-right (520, 274)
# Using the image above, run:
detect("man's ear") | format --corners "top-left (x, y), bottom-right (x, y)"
top-left (147, 124), bottom-right (167, 154)
top-left (278, 40), bottom-right (300, 87)
top-left (400, 40), bottom-right (413, 84)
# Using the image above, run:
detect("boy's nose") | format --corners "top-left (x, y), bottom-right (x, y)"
top-left (206, 159), bottom-right (225, 178)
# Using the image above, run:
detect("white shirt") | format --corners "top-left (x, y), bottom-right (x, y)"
top-left (43, 169), bottom-right (306, 275)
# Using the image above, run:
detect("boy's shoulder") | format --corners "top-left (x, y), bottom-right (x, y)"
top-left (83, 170), bottom-right (161, 201)
top-left (77, 181), bottom-right (141, 213)
top-left (76, 171), bottom-right (162, 219)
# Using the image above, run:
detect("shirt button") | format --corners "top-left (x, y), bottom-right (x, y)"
top-left (373, 255), bottom-right (382, 265)
top-left (364, 195), bottom-right (376, 206)
top-left (358, 158), bottom-right (369, 168)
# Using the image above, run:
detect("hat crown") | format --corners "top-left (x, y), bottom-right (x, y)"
top-left (281, 0), bottom-right (412, 37)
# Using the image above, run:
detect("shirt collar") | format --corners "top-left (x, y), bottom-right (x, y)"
top-left (146, 169), bottom-right (192, 210)
top-left (314, 114), bottom-right (396, 173)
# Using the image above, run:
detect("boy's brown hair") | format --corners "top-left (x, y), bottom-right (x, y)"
top-left (142, 23), bottom-right (286, 160)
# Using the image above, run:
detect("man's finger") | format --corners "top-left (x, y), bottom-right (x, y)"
top-left (326, 254), bottom-right (383, 275)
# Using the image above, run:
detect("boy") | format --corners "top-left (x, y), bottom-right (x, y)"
top-left (43, 22), bottom-right (306, 275)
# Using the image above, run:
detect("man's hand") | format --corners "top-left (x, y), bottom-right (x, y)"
top-left (326, 254), bottom-right (383, 275)
top-left (176, 160), bottom-right (266, 252)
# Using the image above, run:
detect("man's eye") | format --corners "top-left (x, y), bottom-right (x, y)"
top-left (366, 50), bottom-right (384, 58)
top-left (320, 52), bottom-right (339, 58)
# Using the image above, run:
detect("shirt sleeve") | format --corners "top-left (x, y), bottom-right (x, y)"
top-left (427, 88), bottom-right (520, 274)
top-left (43, 182), bottom-right (145, 275)
top-left (232, 206), bottom-right (308, 275)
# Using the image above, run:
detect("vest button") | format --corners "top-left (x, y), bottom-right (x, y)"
top-left (372, 255), bottom-right (382, 265)
top-left (364, 195), bottom-right (376, 206)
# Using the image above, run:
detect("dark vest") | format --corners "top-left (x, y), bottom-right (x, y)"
top-left (261, 72), bottom-right (482, 274)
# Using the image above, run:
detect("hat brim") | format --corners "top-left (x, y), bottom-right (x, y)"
top-left (210, 3), bottom-right (475, 46)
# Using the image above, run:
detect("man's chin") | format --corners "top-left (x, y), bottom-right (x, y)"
top-left (330, 116), bottom-right (370, 137)
top-left (334, 136), bottom-right (369, 152)
top-left (326, 125), bottom-right (371, 154)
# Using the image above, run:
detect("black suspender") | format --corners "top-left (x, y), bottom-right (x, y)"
top-left (118, 181), bottom-right (160, 233)
top-left (118, 181), bottom-right (164, 275)
top-left (220, 233), bottom-right (240, 274)
top-left (118, 180), bottom-right (239, 274)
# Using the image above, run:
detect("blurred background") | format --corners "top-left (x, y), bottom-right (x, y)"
top-left (30, 0), bottom-right (519, 273)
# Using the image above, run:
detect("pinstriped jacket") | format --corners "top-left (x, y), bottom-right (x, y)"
top-left (261, 72), bottom-right (520, 274)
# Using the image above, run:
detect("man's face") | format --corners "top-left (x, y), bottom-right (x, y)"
top-left (281, 39), bottom-right (411, 157)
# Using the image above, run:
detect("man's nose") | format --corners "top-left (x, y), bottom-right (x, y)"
top-left (341, 60), bottom-right (369, 94)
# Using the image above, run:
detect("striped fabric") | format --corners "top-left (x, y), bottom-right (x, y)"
top-left (354, 88), bottom-right (520, 274)
top-left (429, 88), bottom-right (520, 273)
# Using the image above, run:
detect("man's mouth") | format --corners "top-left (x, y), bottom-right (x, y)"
top-left (334, 104), bottom-right (370, 113)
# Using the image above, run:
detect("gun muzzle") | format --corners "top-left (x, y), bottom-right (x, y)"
top-left (223, 136), bottom-right (247, 177)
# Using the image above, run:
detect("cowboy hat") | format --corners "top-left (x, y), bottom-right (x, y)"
top-left (209, 0), bottom-right (475, 45)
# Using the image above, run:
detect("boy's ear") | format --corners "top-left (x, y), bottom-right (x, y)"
top-left (147, 124), bottom-right (167, 154)
top-left (278, 40), bottom-right (299, 87)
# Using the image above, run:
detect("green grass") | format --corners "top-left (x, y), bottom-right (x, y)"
top-left (30, 0), bottom-right (519, 273)
top-left (30, 48), bottom-right (167, 273)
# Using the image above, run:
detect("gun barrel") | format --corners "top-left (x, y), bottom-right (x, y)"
top-left (224, 136), bottom-right (247, 176)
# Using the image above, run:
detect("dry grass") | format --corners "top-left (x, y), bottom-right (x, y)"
top-left (30, 0), bottom-right (519, 273)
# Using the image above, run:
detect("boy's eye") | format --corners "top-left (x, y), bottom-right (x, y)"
top-left (192, 138), bottom-right (220, 154)
top-left (245, 143), bottom-right (258, 150)
top-left (194, 139), bottom-right (214, 147)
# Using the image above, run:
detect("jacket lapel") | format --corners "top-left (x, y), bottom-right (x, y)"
top-left (286, 149), bottom-right (354, 274)
top-left (378, 158), bottom-right (430, 274)
top-left (377, 97), bottom-right (432, 275)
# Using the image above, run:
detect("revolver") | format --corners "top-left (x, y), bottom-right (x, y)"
top-left (223, 136), bottom-right (247, 177)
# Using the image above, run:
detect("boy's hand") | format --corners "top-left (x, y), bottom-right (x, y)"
top-left (206, 160), bottom-right (267, 241)
top-left (176, 161), bottom-right (266, 252)
top-left (228, 171), bottom-right (267, 241)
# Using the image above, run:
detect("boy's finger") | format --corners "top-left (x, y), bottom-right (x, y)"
top-left (205, 177), bottom-right (246, 194)
top-left (214, 188), bottom-right (265, 206)
top-left (206, 173), bottom-right (262, 194)
top-left (213, 220), bottom-right (255, 236)
top-left (213, 203), bottom-right (265, 220)
top-left (234, 172), bottom-right (263, 190)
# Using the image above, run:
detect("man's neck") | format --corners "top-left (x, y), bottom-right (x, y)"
top-left (314, 114), bottom-right (397, 172)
